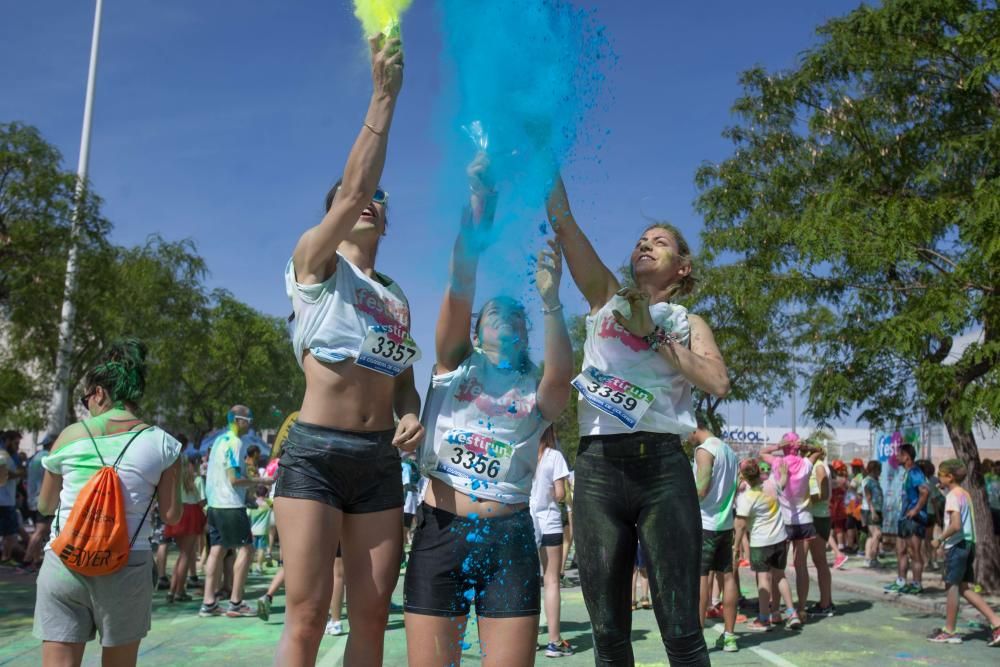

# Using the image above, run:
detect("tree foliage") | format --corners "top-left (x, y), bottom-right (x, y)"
top-left (682, 261), bottom-right (797, 432)
top-left (695, 0), bottom-right (1000, 588)
top-left (0, 122), bottom-right (303, 441)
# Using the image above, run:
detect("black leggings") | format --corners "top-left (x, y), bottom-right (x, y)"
top-left (574, 432), bottom-right (708, 666)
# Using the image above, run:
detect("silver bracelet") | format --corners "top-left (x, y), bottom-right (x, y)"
top-left (541, 303), bottom-right (563, 314)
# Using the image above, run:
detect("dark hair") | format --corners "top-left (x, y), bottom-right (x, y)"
top-left (255, 485), bottom-right (269, 498)
top-left (916, 459), bottom-right (935, 477)
top-left (246, 445), bottom-right (261, 459)
top-left (938, 459), bottom-right (967, 483)
top-left (865, 460), bottom-right (882, 477)
top-left (539, 426), bottom-right (558, 453)
top-left (898, 443), bottom-right (916, 460)
top-left (695, 412), bottom-right (711, 431)
top-left (473, 297), bottom-right (531, 371)
top-left (325, 178), bottom-right (389, 225)
top-left (324, 178), bottom-right (344, 213)
top-left (83, 339), bottom-right (148, 407)
top-left (740, 458), bottom-right (762, 484)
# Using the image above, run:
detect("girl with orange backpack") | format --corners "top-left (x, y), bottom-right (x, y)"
top-left (32, 339), bottom-right (183, 667)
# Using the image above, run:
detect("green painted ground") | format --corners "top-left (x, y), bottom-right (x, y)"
top-left (1, 562), bottom-right (997, 666)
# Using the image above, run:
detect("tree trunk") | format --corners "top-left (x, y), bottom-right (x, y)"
top-left (943, 417), bottom-right (1000, 593)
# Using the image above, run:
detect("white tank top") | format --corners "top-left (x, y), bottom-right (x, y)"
top-left (420, 349), bottom-right (549, 504)
top-left (579, 294), bottom-right (695, 436)
top-left (285, 253), bottom-right (412, 367)
top-left (43, 426), bottom-right (182, 552)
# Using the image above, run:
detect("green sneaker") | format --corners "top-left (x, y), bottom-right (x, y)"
top-left (883, 581), bottom-right (904, 593)
top-left (901, 583), bottom-right (924, 595)
top-left (256, 595), bottom-right (271, 621)
top-left (715, 633), bottom-right (739, 652)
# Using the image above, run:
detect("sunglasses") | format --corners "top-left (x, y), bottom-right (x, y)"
top-left (233, 415), bottom-right (253, 424)
top-left (80, 388), bottom-right (98, 410)
top-left (372, 188), bottom-right (388, 206)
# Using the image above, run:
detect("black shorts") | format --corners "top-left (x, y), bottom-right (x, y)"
top-left (750, 541), bottom-right (788, 573)
top-left (700, 529), bottom-right (734, 576)
top-left (861, 510), bottom-right (882, 528)
top-left (786, 522), bottom-right (817, 542)
top-left (897, 517), bottom-right (926, 539)
top-left (0, 505), bottom-right (18, 537)
top-left (540, 533), bottom-right (563, 547)
top-left (813, 516), bottom-right (831, 541)
top-left (846, 515), bottom-right (863, 531)
top-left (943, 541), bottom-right (975, 586)
top-left (404, 504), bottom-right (540, 618)
top-left (274, 421), bottom-right (402, 514)
top-left (207, 508), bottom-right (252, 549)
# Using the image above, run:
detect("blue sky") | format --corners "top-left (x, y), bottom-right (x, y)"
top-left (2, 0), bottom-right (866, 429)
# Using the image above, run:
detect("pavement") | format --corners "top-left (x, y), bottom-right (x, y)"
top-left (807, 550), bottom-right (1000, 623)
top-left (1, 549), bottom-right (998, 666)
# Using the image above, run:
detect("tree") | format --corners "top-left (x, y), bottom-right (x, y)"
top-left (695, 0), bottom-right (1000, 588)
top-left (682, 261), bottom-right (797, 433)
top-left (0, 123), bottom-right (304, 442)
top-left (552, 314), bottom-right (586, 466)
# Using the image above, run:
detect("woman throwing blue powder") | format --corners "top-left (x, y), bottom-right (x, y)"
top-left (547, 175), bottom-right (730, 666)
top-left (403, 154), bottom-right (573, 666)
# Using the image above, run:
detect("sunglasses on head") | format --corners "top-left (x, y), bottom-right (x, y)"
top-left (233, 415), bottom-right (253, 424)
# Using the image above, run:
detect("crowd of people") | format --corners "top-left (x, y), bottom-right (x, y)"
top-left (3, 29), bottom-right (1000, 667)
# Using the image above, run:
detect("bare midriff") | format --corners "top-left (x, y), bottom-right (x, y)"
top-left (298, 352), bottom-right (397, 431)
top-left (423, 476), bottom-right (527, 518)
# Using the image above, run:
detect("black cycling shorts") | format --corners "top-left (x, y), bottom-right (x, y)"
top-left (404, 503), bottom-right (540, 618)
top-left (274, 421), bottom-right (402, 514)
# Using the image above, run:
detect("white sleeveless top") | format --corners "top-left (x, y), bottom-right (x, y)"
top-left (44, 426), bottom-right (182, 552)
top-left (579, 294), bottom-right (695, 436)
top-left (285, 252), bottom-right (412, 367)
top-left (420, 349), bottom-right (549, 504)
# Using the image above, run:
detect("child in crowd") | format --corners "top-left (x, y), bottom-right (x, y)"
top-left (247, 486), bottom-right (273, 576)
top-left (861, 460), bottom-right (884, 568)
top-left (734, 458), bottom-right (799, 632)
top-left (926, 459), bottom-right (1000, 646)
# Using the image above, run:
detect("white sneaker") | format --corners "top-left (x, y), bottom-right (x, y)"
top-left (325, 620), bottom-right (344, 636)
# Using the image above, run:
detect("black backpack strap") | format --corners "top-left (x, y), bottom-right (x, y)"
top-left (130, 494), bottom-right (158, 549)
top-left (81, 421), bottom-right (107, 468)
top-left (113, 426), bottom-right (152, 470)
top-left (110, 426), bottom-right (156, 548)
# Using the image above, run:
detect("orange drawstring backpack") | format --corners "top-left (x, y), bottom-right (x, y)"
top-left (51, 424), bottom-right (153, 576)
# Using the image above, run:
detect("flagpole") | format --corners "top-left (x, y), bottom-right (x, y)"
top-left (45, 0), bottom-right (104, 436)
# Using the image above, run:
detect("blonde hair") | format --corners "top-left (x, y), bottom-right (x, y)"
top-left (632, 221), bottom-right (696, 301)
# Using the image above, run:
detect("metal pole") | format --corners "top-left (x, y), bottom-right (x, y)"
top-left (791, 383), bottom-right (797, 433)
top-left (44, 0), bottom-right (104, 436)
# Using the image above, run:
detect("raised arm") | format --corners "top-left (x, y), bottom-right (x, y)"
top-left (759, 443), bottom-right (784, 466)
top-left (546, 173), bottom-right (618, 313)
top-left (293, 36), bottom-right (403, 284)
top-left (435, 153), bottom-right (496, 373)
top-left (535, 240), bottom-right (574, 421)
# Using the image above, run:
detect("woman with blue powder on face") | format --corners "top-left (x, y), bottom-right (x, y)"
top-left (403, 153), bottom-right (574, 667)
top-left (273, 34), bottom-right (424, 667)
top-left (546, 175), bottom-right (731, 666)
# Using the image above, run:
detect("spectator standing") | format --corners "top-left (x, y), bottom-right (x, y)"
top-left (199, 405), bottom-right (273, 618)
